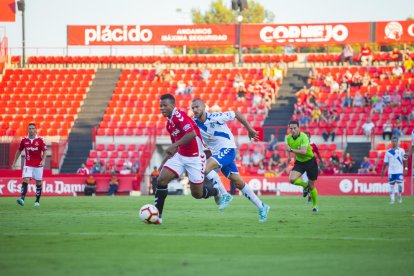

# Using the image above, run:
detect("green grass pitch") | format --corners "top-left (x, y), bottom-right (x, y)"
top-left (1, 195), bottom-right (413, 276)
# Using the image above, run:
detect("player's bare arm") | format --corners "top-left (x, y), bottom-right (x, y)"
top-left (40, 149), bottom-right (47, 167)
top-left (235, 111), bottom-right (258, 140)
top-left (380, 162), bottom-right (388, 178)
top-left (11, 149), bottom-right (23, 170)
top-left (165, 131), bottom-right (196, 156)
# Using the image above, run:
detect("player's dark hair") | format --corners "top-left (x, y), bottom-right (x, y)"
top-left (391, 136), bottom-right (399, 141)
top-left (160, 93), bottom-right (175, 104)
top-left (289, 120), bottom-right (299, 127)
top-left (28, 123), bottom-right (36, 128)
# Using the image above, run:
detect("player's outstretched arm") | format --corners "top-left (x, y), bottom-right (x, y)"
top-left (234, 111), bottom-right (258, 140)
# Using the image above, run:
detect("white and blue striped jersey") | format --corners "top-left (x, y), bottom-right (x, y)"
top-left (384, 147), bottom-right (406, 175)
top-left (193, 111), bottom-right (236, 155)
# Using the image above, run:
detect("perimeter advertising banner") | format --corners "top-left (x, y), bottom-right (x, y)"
top-left (241, 22), bottom-right (371, 46)
top-left (227, 175), bottom-right (412, 196)
top-left (375, 21), bottom-right (414, 43)
top-left (67, 25), bottom-right (236, 46)
top-left (0, 175), bottom-right (136, 196)
top-left (1, 175), bottom-right (411, 196)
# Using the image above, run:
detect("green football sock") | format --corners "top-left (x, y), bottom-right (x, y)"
top-left (294, 178), bottom-right (308, 188)
top-left (310, 188), bottom-right (318, 208)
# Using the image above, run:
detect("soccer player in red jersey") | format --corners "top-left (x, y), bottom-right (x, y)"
top-left (154, 94), bottom-right (219, 224)
top-left (12, 123), bottom-right (47, 207)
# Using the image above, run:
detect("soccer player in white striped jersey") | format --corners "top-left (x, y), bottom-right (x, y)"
top-left (191, 99), bottom-right (270, 222)
top-left (381, 137), bottom-right (408, 204)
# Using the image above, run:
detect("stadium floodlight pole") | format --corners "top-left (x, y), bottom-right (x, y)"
top-left (17, 0), bottom-right (26, 68)
top-left (237, 14), bottom-right (243, 66)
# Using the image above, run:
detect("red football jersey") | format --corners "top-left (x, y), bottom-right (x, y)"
top-left (19, 135), bottom-right (47, 167)
top-left (311, 143), bottom-right (320, 158)
top-left (166, 108), bottom-right (203, 157)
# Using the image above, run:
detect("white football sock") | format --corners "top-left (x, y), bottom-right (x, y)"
top-left (206, 170), bottom-right (228, 195)
top-left (389, 184), bottom-right (395, 202)
top-left (241, 184), bottom-right (263, 209)
top-left (397, 183), bottom-right (403, 201)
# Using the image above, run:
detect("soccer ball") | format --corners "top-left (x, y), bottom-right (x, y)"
top-left (139, 204), bottom-right (159, 224)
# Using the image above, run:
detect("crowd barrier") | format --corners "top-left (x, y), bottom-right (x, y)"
top-left (0, 173), bottom-right (412, 196)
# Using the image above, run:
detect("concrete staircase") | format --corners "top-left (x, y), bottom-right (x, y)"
top-left (60, 69), bottom-right (122, 173)
top-left (263, 68), bottom-right (309, 142)
top-left (345, 142), bottom-right (372, 173)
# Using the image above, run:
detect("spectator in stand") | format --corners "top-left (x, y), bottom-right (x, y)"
top-left (119, 165), bottom-right (131, 175)
top-left (403, 56), bottom-right (413, 72)
top-left (391, 64), bottom-right (404, 79)
top-left (200, 65), bottom-right (210, 82)
top-left (153, 60), bottom-right (165, 82)
top-left (164, 65), bottom-right (176, 83)
top-left (123, 159), bottom-right (132, 170)
top-left (351, 71), bottom-right (362, 87)
top-left (400, 106), bottom-right (411, 121)
top-left (268, 151), bottom-right (281, 170)
top-left (266, 134), bottom-right (278, 151)
top-left (353, 91), bottom-right (364, 107)
top-left (382, 120), bottom-right (393, 140)
top-left (84, 173), bottom-right (97, 196)
top-left (342, 89), bottom-right (353, 107)
top-left (251, 148), bottom-right (264, 167)
top-left (185, 81), bottom-right (194, 95)
top-left (391, 47), bottom-right (402, 64)
top-left (324, 72), bottom-right (334, 87)
top-left (330, 79), bottom-right (340, 94)
top-left (409, 109), bottom-right (414, 122)
top-left (241, 151), bottom-right (251, 167)
top-left (358, 156), bottom-right (374, 174)
top-left (363, 92), bottom-right (372, 107)
top-left (175, 80), bottom-right (187, 95)
top-left (257, 163), bottom-right (266, 175)
top-left (402, 83), bottom-right (413, 100)
top-left (132, 160), bottom-right (139, 173)
top-left (382, 90), bottom-right (391, 106)
top-left (361, 118), bottom-right (375, 139)
top-left (339, 77), bottom-right (350, 93)
top-left (310, 106), bottom-right (322, 123)
top-left (390, 90), bottom-right (401, 107)
top-left (322, 119), bottom-right (336, 142)
top-left (329, 151), bottom-right (340, 167)
top-left (233, 73), bottom-right (245, 90)
top-left (91, 160), bottom-right (102, 174)
top-left (340, 44), bottom-right (354, 65)
top-left (273, 64), bottom-right (284, 82)
top-left (361, 72), bottom-right (371, 87)
top-left (150, 166), bottom-right (160, 195)
top-left (77, 163), bottom-right (89, 176)
top-left (262, 64), bottom-right (273, 81)
top-left (360, 43), bottom-right (373, 66)
top-left (393, 118), bottom-right (404, 139)
top-left (371, 92), bottom-right (380, 106)
top-left (298, 111), bottom-right (310, 127)
top-left (107, 172), bottom-right (119, 196)
top-left (371, 98), bottom-right (385, 114)
top-left (341, 152), bottom-right (355, 173)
